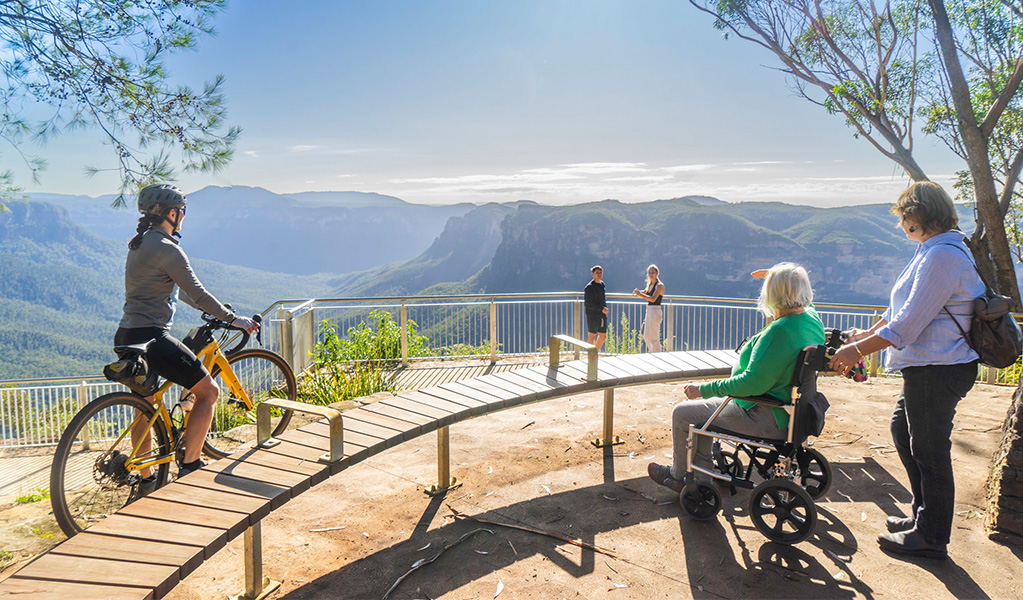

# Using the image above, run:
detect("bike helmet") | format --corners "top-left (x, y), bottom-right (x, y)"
top-left (137, 184), bottom-right (187, 216)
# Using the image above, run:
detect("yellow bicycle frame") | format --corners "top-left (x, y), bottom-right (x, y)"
top-left (123, 335), bottom-right (252, 472)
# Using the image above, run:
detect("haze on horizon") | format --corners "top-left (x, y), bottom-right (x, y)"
top-left (11, 1), bottom-right (963, 209)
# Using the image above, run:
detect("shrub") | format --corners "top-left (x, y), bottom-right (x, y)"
top-left (313, 310), bottom-right (430, 363)
top-left (605, 314), bottom-right (644, 354)
top-left (15, 487), bottom-right (49, 504)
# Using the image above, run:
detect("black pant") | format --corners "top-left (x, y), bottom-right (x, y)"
top-left (891, 361), bottom-right (977, 544)
top-left (114, 327), bottom-right (208, 390)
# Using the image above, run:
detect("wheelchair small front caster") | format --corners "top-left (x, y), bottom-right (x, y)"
top-left (680, 482), bottom-right (722, 521)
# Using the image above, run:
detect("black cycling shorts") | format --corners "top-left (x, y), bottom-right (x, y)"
top-left (113, 327), bottom-right (208, 390)
top-left (587, 312), bottom-right (608, 334)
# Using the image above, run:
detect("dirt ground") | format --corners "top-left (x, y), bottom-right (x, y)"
top-left (3, 375), bottom-right (1023, 599)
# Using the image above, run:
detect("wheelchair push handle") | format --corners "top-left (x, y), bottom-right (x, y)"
top-left (823, 329), bottom-right (867, 382)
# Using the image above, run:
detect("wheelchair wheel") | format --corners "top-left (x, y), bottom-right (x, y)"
top-left (680, 482), bottom-right (722, 521)
top-left (749, 479), bottom-right (817, 545)
top-left (718, 451), bottom-right (743, 479)
top-left (796, 447), bottom-right (832, 499)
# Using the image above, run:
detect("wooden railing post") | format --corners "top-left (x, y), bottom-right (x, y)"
top-left (489, 299), bottom-right (498, 364)
top-left (400, 303), bottom-right (409, 368)
top-left (277, 305), bottom-right (294, 373)
top-left (591, 388), bottom-right (623, 447)
top-left (77, 381), bottom-right (90, 450)
top-left (665, 302), bottom-right (675, 352)
top-left (869, 313), bottom-right (881, 378)
top-left (572, 301), bottom-right (581, 360)
top-left (235, 519), bottom-right (280, 600)
top-left (426, 425), bottom-right (461, 495)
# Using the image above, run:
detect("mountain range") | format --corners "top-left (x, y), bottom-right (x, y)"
top-left (1, 186), bottom-right (984, 379)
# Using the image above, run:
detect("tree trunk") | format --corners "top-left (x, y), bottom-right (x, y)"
top-left (929, 0), bottom-right (1021, 307)
top-left (986, 381), bottom-right (1023, 546)
top-left (928, 0), bottom-right (1023, 548)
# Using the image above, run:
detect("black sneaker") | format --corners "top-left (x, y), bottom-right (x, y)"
top-left (178, 459), bottom-right (207, 478)
top-left (129, 475), bottom-right (159, 502)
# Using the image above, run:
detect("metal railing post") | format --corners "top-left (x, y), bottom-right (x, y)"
top-left (426, 425), bottom-right (461, 495)
top-left (591, 388), bottom-right (622, 447)
top-left (77, 381), bottom-right (90, 450)
top-left (489, 300), bottom-right (498, 364)
top-left (400, 303), bottom-right (409, 368)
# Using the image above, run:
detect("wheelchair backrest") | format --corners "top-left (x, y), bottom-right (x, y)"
top-left (790, 345), bottom-right (831, 445)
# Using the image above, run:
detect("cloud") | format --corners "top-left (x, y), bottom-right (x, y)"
top-left (288, 144), bottom-right (324, 153)
top-left (243, 150), bottom-right (260, 158)
top-left (523, 162), bottom-right (650, 176)
top-left (662, 163), bottom-right (716, 173)
top-left (604, 175), bottom-right (675, 182)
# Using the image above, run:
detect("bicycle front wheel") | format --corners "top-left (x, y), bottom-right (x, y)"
top-left (50, 393), bottom-right (172, 538)
top-left (204, 348), bottom-right (296, 459)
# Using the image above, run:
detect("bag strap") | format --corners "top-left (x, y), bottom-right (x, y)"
top-left (940, 241), bottom-right (995, 295)
top-left (943, 305), bottom-right (977, 352)
top-left (936, 241), bottom-right (982, 353)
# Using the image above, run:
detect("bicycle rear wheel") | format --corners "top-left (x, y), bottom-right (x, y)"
top-left (203, 348), bottom-right (296, 459)
top-left (50, 393), bottom-right (172, 538)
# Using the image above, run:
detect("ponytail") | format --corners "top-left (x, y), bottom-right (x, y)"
top-left (128, 216), bottom-right (156, 250)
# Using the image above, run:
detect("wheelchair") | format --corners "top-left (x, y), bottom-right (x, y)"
top-left (677, 330), bottom-right (847, 545)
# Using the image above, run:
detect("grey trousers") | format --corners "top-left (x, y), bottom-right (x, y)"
top-left (670, 397), bottom-right (785, 481)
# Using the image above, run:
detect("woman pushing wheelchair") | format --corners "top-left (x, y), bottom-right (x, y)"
top-left (829, 181), bottom-right (983, 560)
top-left (648, 262), bottom-right (825, 493)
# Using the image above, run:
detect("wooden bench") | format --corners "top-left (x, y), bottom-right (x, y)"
top-left (0, 342), bottom-right (736, 600)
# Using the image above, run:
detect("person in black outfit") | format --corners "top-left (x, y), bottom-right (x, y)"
top-left (584, 265), bottom-right (609, 352)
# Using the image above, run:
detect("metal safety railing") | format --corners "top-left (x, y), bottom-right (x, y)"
top-left (2, 292), bottom-right (1018, 450)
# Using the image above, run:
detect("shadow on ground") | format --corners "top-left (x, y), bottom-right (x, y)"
top-left (276, 441), bottom-right (994, 600)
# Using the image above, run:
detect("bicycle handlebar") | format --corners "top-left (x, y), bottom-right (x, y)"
top-left (200, 312), bottom-right (263, 355)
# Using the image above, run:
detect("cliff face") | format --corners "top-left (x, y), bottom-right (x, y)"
top-left (476, 199), bottom-right (917, 304)
top-left (330, 203), bottom-right (517, 296)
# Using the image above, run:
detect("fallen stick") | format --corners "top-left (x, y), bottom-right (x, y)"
top-left (447, 505), bottom-right (619, 559)
top-left (382, 528), bottom-right (494, 600)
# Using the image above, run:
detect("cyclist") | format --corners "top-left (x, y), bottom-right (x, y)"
top-left (115, 184), bottom-right (258, 492)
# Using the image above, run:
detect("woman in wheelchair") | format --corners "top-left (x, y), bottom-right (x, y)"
top-left (648, 262), bottom-right (825, 493)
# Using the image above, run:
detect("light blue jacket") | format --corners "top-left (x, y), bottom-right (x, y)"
top-left (876, 230), bottom-right (984, 371)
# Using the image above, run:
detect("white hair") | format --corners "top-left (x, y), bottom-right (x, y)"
top-left (758, 263), bottom-right (813, 317)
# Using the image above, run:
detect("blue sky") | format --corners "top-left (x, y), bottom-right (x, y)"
top-left (18, 0), bottom-right (962, 207)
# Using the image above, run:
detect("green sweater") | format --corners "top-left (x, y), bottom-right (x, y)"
top-left (699, 307), bottom-right (825, 430)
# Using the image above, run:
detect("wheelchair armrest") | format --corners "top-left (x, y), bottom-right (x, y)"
top-left (731, 395), bottom-right (787, 407)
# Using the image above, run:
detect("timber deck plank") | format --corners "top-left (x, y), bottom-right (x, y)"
top-left (116, 497), bottom-right (250, 539)
top-left (9, 553), bottom-right (179, 597)
top-left (0, 577), bottom-right (155, 599)
top-left (48, 531), bottom-right (207, 576)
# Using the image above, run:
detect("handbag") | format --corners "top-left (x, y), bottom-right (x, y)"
top-left (941, 245), bottom-right (1023, 369)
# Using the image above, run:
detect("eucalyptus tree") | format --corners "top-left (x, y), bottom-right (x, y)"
top-left (689, 0), bottom-right (1023, 544)
top-left (690, 0), bottom-right (1023, 304)
top-left (0, 0), bottom-right (238, 206)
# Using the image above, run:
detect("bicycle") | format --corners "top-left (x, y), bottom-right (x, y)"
top-left (49, 312), bottom-right (298, 538)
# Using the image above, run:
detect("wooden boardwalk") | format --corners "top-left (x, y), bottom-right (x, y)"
top-left (0, 350), bottom-right (736, 600)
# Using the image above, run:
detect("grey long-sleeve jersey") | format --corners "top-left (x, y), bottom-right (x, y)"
top-left (119, 228), bottom-right (235, 329)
